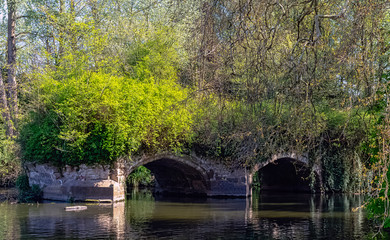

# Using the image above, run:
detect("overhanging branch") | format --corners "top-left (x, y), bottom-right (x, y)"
top-left (314, 0), bottom-right (349, 42)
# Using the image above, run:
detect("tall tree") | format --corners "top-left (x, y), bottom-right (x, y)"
top-left (7, 0), bottom-right (17, 133)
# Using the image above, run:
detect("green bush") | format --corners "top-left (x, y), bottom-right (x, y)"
top-left (252, 171), bottom-right (261, 190)
top-left (20, 29), bottom-right (194, 166)
top-left (0, 125), bottom-right (20, 186)
top-left (128, 166), bottom-right (154, 189)
top-left (15, 175), bottom-right (42, 203)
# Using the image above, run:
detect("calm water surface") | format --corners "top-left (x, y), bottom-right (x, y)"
top-left (0, 191), bottom-right (387, 239)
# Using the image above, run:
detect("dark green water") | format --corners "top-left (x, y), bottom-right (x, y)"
top-left (0, 191), bottom-right (387, 239)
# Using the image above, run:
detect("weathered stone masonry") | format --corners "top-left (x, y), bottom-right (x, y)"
top-left (26, 153), bottom-right (251, 202)
top-left (26, 163), bottom-right (126, 202)
top-left (26, 152), bottom-right (322, 201)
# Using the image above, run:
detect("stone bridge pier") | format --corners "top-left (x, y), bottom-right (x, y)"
top-left (26, 153), bottom-right (250, 202)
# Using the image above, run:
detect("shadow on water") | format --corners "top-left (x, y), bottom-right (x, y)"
top-left (248, 190), bottom-right (387, 239)
top-left (0, 189), bottom-right (388, 239)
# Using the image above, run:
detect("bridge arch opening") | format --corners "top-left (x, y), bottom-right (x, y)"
top-left (127, 158), bottom-right (210, 197)
top-left (256, 158), bottom-right (315, 192)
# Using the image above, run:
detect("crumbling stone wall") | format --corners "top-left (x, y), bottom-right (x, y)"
top-left (25, 153), bottom-right (251, 202)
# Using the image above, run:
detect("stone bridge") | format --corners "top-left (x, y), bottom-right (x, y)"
top-left (26, 152), bottom-right (322, 202)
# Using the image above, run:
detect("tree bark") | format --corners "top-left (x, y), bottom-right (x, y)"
top-left (7, 0), bottom-right (18, 127)
top-left (0, 73), bottom-right (14, 137)
top-left (57, 0), bottom-right (64, 65)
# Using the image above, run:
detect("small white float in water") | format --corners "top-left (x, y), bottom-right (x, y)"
top-left (65, 206), bottom-right (87, 211)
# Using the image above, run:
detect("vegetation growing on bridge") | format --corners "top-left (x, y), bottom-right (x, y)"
top-left (19, 25), bottom-right (193, 166)
top-left (0, 0), bottom-right (389, 230)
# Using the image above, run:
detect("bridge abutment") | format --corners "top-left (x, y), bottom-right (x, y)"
top-left (25, 162), bottom-right (126, 202)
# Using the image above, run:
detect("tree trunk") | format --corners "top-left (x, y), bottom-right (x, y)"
top-left (57, 0), bottom-right (64, 65)
top-left (70, 0), bottom-right (77, 50)
top-left (7, 0), bottom-right (18, 128)
top-left (0, 73), bottom-right (14, 137)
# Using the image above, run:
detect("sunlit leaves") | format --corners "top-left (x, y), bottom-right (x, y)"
top-left (20, 23), bottom-right (194, 165)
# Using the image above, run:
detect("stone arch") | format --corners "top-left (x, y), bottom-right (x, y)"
top-left (126, 154), bottom-right (211, 196)
top-left (252, 153), bottom-right (321, 192)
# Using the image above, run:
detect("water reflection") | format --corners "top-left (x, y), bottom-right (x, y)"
top-left (247, 193), bottom-right (371, 239)
top-left (0, 203), bottom-right (21, 240)
top-left (23, 203), bottom-right (119, 239)
top-left (0, 192), bottom-right (386, 239)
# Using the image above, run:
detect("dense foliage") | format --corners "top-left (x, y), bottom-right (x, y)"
top-left (0, 126), bottom-right (20, 186)
top-left (19, 24), bottom-right (193, 166)
top-left (127, 166), bottom-right (154, 190)
top-left (15, 175), bottom-right (42, 203)
top-left (364, 71), bottom-right (390, 228)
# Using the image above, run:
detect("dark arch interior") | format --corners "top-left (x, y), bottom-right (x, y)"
top-left (258, 158), bottom-right (312, 192)
top-left (129, 158), bottom-right (209, 197)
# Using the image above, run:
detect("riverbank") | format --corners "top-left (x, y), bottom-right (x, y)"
top-left (0, 188), bottom-right (18, 202)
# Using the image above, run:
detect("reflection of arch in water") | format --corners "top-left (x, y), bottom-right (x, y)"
top-left (127, 154), bottom-right (211, 196)
top-left (252, 153), bottom-right (321, 192)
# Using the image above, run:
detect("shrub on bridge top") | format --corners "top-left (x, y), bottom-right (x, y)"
top-left (20, 71), bottom-right (193, 166)
top-left (19, 28), bottom-right (194, 166)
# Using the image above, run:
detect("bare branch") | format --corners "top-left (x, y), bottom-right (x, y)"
top-left (314, 0), bottom-right (349, 42)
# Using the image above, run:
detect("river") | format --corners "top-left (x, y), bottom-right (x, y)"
top-left (0, 190), bottom-right (387, 239)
